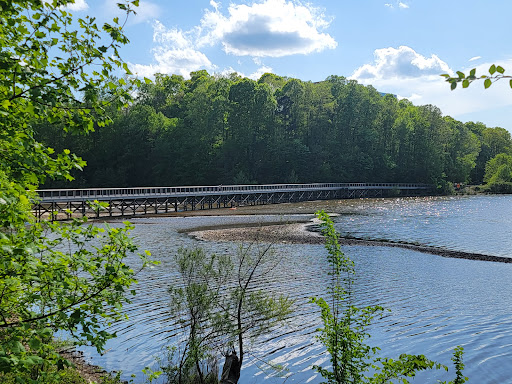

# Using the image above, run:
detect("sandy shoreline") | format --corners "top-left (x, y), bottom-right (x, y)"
top-left (190, 221), bottom-right (325, 244)
top-left (190, 218), bottom-right (512, 264)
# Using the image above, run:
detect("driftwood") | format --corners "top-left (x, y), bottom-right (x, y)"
top-left (220, 352), bottom-right (240, 384)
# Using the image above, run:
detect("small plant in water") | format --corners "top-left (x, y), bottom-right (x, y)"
top-left (311, 210), bottom-right (467, 383)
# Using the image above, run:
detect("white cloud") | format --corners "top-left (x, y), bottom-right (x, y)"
top-left (128, 1), bottom-right (336, 79)
top-left (352, 46), bottom-right (452, 80)
top-left (128, 21), bottom-right (215, 79)
top-left (352, 47), bottom-right (512, 130)
top-left (385, 1), bottom-right (409, 9)
top-left (64, 0), bottom-right (88, 11)
top-left (216, 67), bottom-right (239, 78)
top-left (469, 56), bottom-right (482, 62)
top-left (198, 0), bottom-right (337, 57)
top-left (132, 1), bottom-right (160, 24)
top-left (248, 65), bottom-right (274, 80)
top-left (215, 65), bottom-right (273, 81)
top-left (210, 0), bottom-right (220, 11)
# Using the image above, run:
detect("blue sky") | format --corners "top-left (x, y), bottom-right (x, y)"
top-left (69, 0), bottom-right (512, 132)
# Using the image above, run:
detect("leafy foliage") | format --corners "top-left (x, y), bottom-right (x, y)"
top-left (0, 0), bottom-right (155, 381)
top-left (167, 248), bottom-right (228, 384)
top-left (311, 212), bottom-right (385, 383)
top-left (312, 211), bottom-right (467, 384)
top-left (36, 72), bottom-right (509, 189)
top-left (216, 243), bottom-right (294, 369)
top-left (442, 64), bottom-right (512, 90)
top-left (165, 244), bottom-right (293, 384)
top-left (484, 153), bottom-right (512, 184)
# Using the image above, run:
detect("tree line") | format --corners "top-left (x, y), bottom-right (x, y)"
top-left (36, 71), bottom-right (512, 190)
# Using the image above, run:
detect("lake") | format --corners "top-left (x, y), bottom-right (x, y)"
top-left (80, 194), bottom-right (512, 383)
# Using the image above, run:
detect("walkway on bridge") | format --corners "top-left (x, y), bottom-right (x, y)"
top-left (34, 182), bottom-right (433, 221)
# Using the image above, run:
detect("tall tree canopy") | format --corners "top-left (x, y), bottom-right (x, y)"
top-left (38, 72), bottom-right (510, 189)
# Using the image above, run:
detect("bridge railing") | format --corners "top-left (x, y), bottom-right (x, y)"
top-left (36, 183), bottom-right (432, 202)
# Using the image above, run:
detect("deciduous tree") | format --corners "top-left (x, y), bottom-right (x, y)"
top-left (0, 0), bottom-right (154, 381)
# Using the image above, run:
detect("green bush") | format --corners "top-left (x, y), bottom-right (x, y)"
top-left (486, 182), bottom-right (512, 194)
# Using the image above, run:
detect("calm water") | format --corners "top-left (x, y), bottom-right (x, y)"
top-left (80, 195), bottom-right (512, 383)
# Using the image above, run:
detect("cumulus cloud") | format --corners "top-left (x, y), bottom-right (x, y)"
top-left (248, 65), bottom-right (274, 80)
top-left (398, 2), bottom-right (409, 9)
top-left (128, 1), bottom-right (337, 79)
top-left (64, 0), bottom-right (88, 11)
top-left (352, 46), bottom-right (452, 80)
top-left (198, 0), bottom-right (337, 57)
top-left (352, 47), bottom-right (512, 129)
top-left (128, 21), bottom-right (215, 79)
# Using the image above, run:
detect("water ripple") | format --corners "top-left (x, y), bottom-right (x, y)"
top-left (79, 196), bottom-right (512, 383)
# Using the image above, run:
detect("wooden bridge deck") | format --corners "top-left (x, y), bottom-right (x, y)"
top-left (33, 182), bottom-right (433, 220)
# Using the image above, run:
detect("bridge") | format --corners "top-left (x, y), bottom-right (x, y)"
top-left (34, 182), bottom-right (433, 221)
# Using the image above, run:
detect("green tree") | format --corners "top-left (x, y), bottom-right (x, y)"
top-left (442, 117), bottom-right (481, 183)
top-left (0, 0), bottom-right (155, 381)
top-left (31, 69), bottom-right (509, 189)
top-left (484, 153), bottom-right (512, 184)
top-left (168, 248), bottom-right (229, 384)
top-left (166, 243), bottom-right (293, 384)
top-left (226, 79), bottom-right (276, 183)
top-left (312, 211), bottom-right (466, 384)
top-left (216, 243), bottom-right (293, 370)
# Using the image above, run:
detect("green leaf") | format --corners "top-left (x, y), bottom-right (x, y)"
top-left (497, 65), bottom-right (505, 74)
top-left (456, 71), bottom-right (465, 79)
top-left (484, 78), bottom-right (492, 89)
top-left (509, 79), bottom-right (512, 88)
top-left (123, 62), bottom-right (133, 75)
top-left (489, 64), bottom-right (497, 75)
top-left (28, 338), bottom-right (42, 351)
top-left (469, 68), bottom-right (476, 77)
top-left (450, 81), bottom-right (457, 90)
top-left (11, 341), bottom-right (25, 354)
top-left (462, 79), bottom-right (469, 88)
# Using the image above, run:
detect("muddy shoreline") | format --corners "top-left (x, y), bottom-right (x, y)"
top-left (190, 220), bottom-right (512, 264)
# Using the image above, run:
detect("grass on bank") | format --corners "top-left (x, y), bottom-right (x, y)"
top-left (0, 366), bottom-right (126, 384)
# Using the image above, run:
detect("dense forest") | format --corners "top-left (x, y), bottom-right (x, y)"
top-left (36, 71), bottom-right (512, 189)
